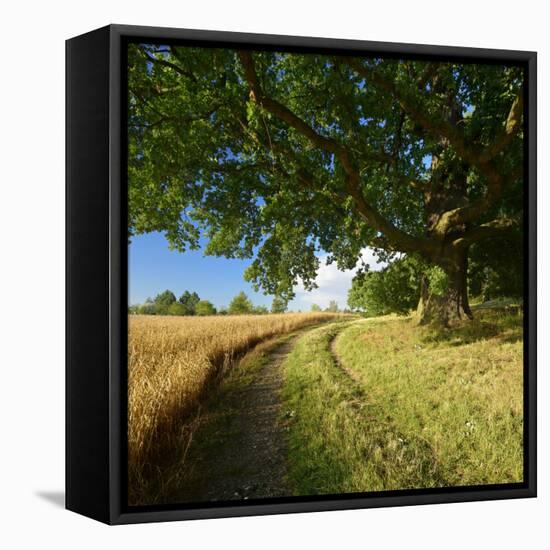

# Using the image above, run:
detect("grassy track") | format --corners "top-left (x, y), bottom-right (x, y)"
top-left (281, 310), bottom-right (523, 495)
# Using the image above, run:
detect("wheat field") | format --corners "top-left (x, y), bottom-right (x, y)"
top-left (128, 312), bottom-right (340, 503)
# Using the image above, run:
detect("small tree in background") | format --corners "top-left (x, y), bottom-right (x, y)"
top-left (138, 298), bottom-right (156, 315)
top-left (325, 300), bottom-right (339, 313)
top-left (348, 256), bottom-right (421, 316)
top-left (271, 296), bottom-right (288, 314)
top-left (228, 291), bottom-right (254, 315)
top-left (310, 304), bottom-right (322, 312)
top-left (153, 290), bottom-right (176, 315)
top-left (155, 290), bottom-right (176, 306)
top-left (179, 291), bottom-right (201, 315)
top-left (253, 305), bottom-right (269, 314)
top-left (195, 300), bottom-right (217, 316)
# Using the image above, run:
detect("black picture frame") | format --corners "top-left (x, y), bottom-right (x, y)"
top-left (66, 24), bottom-right (537, 525)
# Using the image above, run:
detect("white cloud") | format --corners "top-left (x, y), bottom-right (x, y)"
top-left (290, 247), bottom-right (384, 311)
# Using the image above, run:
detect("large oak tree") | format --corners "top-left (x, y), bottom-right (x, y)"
top-left (128, 44), bottom-right (524, 325)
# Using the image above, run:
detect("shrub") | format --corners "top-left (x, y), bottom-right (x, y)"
top-left (228, 291), bottom-right (254, 314)
top-left (348, 256), bottom-right (420, 316)
top-left (195, 300), bottom-right (217, 316)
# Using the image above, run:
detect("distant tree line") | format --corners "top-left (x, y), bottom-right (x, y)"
top-left (309, 301), bottom-right (341, 313)
top-left (129, 289), bottom-right (350, 316)
top-left (129, 290), bottom-right (295, 316)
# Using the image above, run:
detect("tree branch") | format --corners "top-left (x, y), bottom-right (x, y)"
top-left (344, 58), bottom-right (523, 176)
top-left (237, 51), bottom-right (438, 256)
top-left (433, 165), bottom-right (522, 235)
top-left (343, 58), bottom-right (525, 233)
top-left (130, 88), bottom-right (223, 132)
top-left (342, 174), bottom-right (438, 254)
top-left (343, 58), bottom-right (479, 164)
top-left (139, 47), bottom-right (198, 82)
top-left (238, 51), bottom-right (356, 175)
top-left (416, 62), bottom-right (440, 90)
top-left (478, 91), bottom-right (524, 163)
top-left (395, 173), bottom-right (431, 193)
top-left (451, 217), bottom-right (519, 248)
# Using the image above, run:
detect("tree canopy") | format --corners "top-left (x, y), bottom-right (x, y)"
top-left (271, 296), bottom-right (288, 313)
top-left (179, 290), bottom-right (201, 315)
top-left (195, 300), bottom-right (217, 316)
top-left (128, 44), bottom-right (524, 324)
top-left (228, 291), bottom-right (254, 314)
top-left (348, 256), bottom-right (421, 316)
top-left (129, 289), bottom-right (276, 316)
top-left (154, 290), bottom-right (177, 306)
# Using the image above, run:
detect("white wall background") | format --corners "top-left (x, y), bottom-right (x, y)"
top-left (0, 1), bottom-right (546, 547)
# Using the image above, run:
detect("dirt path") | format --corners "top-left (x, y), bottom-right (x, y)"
top-left (177, 335), bottom-right (300, 503)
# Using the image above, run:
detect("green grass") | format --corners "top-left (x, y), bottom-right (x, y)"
top-left (281, 310), bottom-right (523, 495)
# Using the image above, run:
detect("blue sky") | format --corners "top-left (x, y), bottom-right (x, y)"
top-left (129, 231), bottom-right (383, 311)
top-left (129, 232), bottom-right (272, 309)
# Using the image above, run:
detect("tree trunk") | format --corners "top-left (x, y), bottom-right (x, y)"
top-left (416, 247), bottom-right (473, 327)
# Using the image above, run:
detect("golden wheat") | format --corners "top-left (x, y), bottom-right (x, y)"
top-left (128, 312), bottom-right (340, 502)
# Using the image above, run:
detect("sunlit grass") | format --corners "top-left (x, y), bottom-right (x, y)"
top-left (282, 310), bottom-right (523, 495)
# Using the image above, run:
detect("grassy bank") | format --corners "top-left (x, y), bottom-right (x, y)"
top-left (281, 310), bottom-right (523, 495)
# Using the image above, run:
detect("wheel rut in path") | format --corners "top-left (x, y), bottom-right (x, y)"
top-left (329, 329), bottom-right (364, 387)
top-left (178, 334), bottom-right (301, 503)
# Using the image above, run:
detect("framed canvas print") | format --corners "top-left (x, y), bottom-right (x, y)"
top-left (66, 24), bottom-right (536, 524)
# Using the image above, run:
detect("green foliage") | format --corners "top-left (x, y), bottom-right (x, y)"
top-left (128, 46), bottom-right (523, 305)
top-left (310, 304), bottom-right (322, 312)
top-left (135, 290), bottom-right (206, 315)
top-left (253, 305), bottom-right (269, 315)
top-left (271, 296), bottom-right (288, 314)
top-left (154, 290), bottom-right (177, 307)
top-left (325, 300), bottom-right (339, 313)
top-left (152, 290), bottom-right (177, 315)
top-left (167, 302), bottom-right (187, 316)
top-left (195, 300), bottom-right (217, 316)
top-left (179, 290), bottom-right (201, 315)
top-left (228, 291), bottom-right (254, 315)
top-left (138, 299), bottom-right (157, 315)
top-left (468, 235), bottom-right (523, 301)
top-left (348, 256), bottom-right (421, 316)
top-left (425, 266), bottom-right (449, 297)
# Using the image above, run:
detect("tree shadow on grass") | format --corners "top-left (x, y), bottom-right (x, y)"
top-left (497, 332), bottom-right (524, 345)
top-left (420, 312), bottom-right (523, 347)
